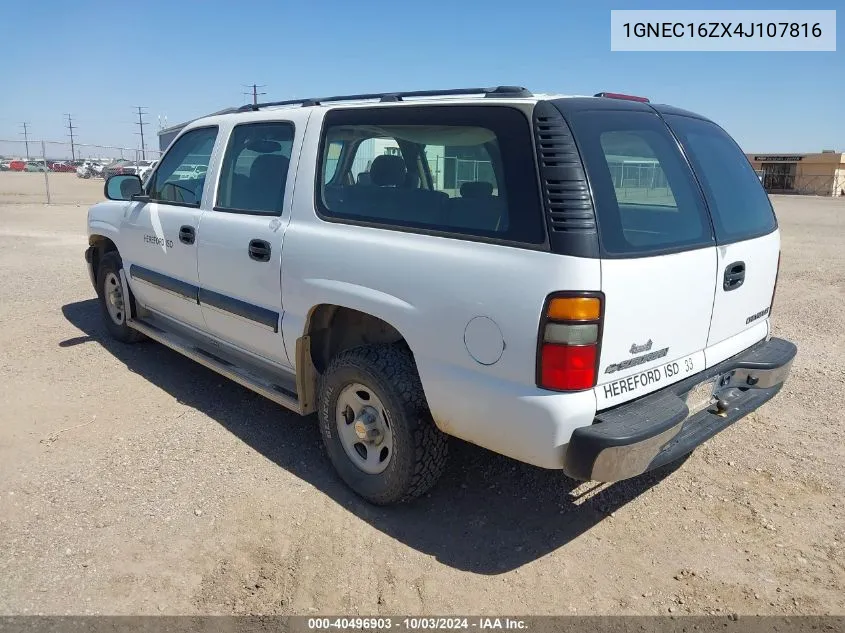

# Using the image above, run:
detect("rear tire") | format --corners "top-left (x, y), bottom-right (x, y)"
top-left (318, 343), bottom-right (448, 505)
top-left (96, 251), bottom-right (144, 344)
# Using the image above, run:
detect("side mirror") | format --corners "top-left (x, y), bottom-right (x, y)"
top-left (104, 174), bottom-right (145, 201)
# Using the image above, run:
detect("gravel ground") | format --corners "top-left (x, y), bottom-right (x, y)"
top-left (0, 173), bottom-right (843, 615)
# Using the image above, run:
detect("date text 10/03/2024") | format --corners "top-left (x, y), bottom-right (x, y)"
top-left (307, 618), bottom-right (527, 630)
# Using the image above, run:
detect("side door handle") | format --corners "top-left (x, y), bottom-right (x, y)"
top-left (249, 239), bottom-right (271, 262)
top-left (178, 225), bottom-right (195, 245)
top-left (723, 261), bottom-right (745, 291)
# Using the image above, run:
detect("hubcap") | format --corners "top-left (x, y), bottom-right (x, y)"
top-left (104, 272), bottom-right (125, 325)
top-left (335, 383), bottom-right (393, 474)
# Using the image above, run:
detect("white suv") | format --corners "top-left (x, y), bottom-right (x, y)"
top-left (85, 86), bottom-right (796, 504)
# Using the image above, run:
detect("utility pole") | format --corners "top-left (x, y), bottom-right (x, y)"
top-left (20, 122), bottom-right (31, 159)
top-left (243, 83), bottom-right (266, 106)
top-left (65, 114), bottom-right (77, 161)
top-left (135, 106), bottom-right (148, 160)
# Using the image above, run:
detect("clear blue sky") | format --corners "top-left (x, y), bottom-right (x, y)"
top-left (0, 0), bottom-right (841, 153)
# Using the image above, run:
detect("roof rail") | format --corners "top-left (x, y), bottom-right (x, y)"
top-left (237, 85), bottom-right (533, 112)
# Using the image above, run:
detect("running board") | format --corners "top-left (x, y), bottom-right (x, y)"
top-left (126, 318), bottom-right (302, 414)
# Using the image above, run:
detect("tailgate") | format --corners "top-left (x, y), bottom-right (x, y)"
top-left (558, 107), bottom-right (719, 410)
top-left (660, 113), bottom-right (779, 366)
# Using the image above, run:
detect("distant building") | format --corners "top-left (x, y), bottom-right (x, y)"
top-left (746, 151), bottom-right (845, 197)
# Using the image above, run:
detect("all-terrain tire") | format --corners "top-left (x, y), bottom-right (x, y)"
top-left (96, 251), bottom-right (145, 344)
top-left (318, 343), bottom-right (448, 505)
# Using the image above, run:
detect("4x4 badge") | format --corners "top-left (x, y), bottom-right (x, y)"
top-left (629, 339), bottom-right (653, 355)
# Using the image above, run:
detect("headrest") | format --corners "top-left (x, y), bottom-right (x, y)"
top-left (250, 154), bottom-right (289, 181)
top-left (370, 154), bottom-right (406, 187)
top-left (460, 181), bottom-right (494, 198)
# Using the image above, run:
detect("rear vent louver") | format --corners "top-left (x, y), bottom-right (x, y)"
top-left (533, 102), bottom-right (599, 258)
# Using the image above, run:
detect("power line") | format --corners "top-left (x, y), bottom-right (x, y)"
top-left (243, 83), bottom-right (266, 106)
top-left (20, 122), bottom-right (31, 159)
top-left (135, 106), bottom-right (148, 160)
top-left (65, 114), bottom-right (77, 161)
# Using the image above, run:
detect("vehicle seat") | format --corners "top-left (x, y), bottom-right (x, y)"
top-left (366, 154), bottom-right (448, 224)
top-left (445, 181), bottom-right (506, 231)
top-left (241, 154), bottom-right (290, 213)
top-left (370, 154), bottom-right (406, 188)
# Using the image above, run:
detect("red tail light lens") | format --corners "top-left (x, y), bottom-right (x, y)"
top-left (541, 344), bottom-right (597, 391)
top-left (537, 292), bottom-right (603, 392)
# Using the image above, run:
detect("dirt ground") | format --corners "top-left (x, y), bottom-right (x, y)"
top-left (0, 171), bottom-right (104, 207)
top-left (0, 172), bottom-right (843, 616)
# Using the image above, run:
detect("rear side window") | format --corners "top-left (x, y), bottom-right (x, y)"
top-left (216, 122), bottom-right (294, 215)
top-left (569, 110), bottom-right (713, 256)
top-left (316, 106), bottom-right (544, 245)
top-left (663, 115), bottom-right (776, 243)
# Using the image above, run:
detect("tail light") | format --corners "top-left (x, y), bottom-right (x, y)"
top-left (537, 293), bottom-right (604, 391)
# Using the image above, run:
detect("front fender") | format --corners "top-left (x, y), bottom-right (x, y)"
top-left (87, 201), bottom-right (125, 247)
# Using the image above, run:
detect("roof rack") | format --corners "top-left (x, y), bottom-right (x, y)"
top-left (237, 85), bottom-right (533, 112)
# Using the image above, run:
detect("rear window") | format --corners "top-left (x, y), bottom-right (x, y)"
top-left (662, 115), bottom-right (776, 243)
top-left (569, 110), bottom-right (714, 256)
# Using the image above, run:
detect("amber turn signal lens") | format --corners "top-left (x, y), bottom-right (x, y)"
top-left (547, 297), bottom-right (601, 321)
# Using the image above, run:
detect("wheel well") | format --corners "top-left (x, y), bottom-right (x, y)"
top-left (88, 235), bottom-right (118, 281)
top-left (304, 305), bottom-right (406, 374)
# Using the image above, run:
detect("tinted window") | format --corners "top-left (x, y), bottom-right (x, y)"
top-left (663, 115), bottom-right (776, 242)
top-left (148, 127), bottom-right (217, 206)
top-left (216, 122), bottom-right (294, 215)
top-left (316, 106), bottom-right (544, 244)
top-left (570, 110), bottom-right (713, 256)
top-left (323, 140), bottom-right (343, 181)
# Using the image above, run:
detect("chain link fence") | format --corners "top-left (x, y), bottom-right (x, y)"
top-left (0, 139), bottom-right (162, 205)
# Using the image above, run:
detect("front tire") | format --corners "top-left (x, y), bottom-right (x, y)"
top-left (318, 344), bottom-right (448, 505)
top-left (96, 251), bottom-right (144, 344)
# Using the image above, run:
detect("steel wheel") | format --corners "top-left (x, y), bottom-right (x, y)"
top-left (104, 271), bottom-right (125, 325)
top-left (335, 382), bottom-right (394, 474)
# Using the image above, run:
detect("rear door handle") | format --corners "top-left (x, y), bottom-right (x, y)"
top-left (723, 261), bottom-right (745, 291)
top-left (249, 239), bottom-right (271, 262)
top-left (179, 225), bottom-right (195, 245)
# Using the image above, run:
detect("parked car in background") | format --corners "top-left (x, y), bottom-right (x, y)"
top-left (138, 160), bottom-right (158, 182)
top-left (9, 160), bottom-right (26, 172)
top-left (102, 159), bottom-right (135, 180)
top-left (172, 163), bottom-right (207, 180)
top-left (25, 160), bottom-right (48, 172)
top-left (77, 162), bottom-right (99, 178)
top-left (50, 161), bottom-right (76, 173)
top-left (0, 160), bottom-right (11, 171)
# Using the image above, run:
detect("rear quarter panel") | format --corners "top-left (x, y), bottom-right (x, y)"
top-left (281, 109), bottom-right (601, 462)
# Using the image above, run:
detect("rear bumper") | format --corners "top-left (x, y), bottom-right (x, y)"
top-left (563, 337), bottom-right (797, 482)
